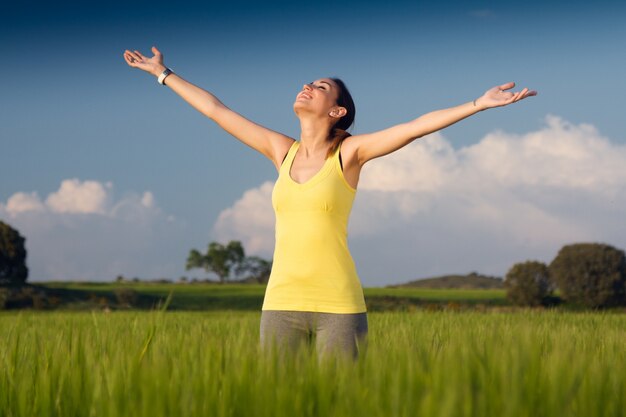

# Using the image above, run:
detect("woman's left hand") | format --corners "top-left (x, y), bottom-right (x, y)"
top-left (476, 82), bottom-right (537, 110)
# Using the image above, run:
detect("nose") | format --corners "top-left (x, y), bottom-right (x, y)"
top-left (302, 83), bottom-right (313, 91)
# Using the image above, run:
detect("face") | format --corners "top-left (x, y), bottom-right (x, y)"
top-left (293, 78), bottom-right (343, 118)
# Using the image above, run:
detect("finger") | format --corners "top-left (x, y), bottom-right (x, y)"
top-left (506, 92), bottom-right (519, 104)
top-left (128, 51), bottom-right (142, 62)
top-left (499, 81), bottom-right (516, 91)
top-left (522, 91), bottom-right (537, 100)
top-left (134, 50), bottom-right (147, 59)
top-left (126, 52), bottom-right (146, 68)
top-left (123, 52), bottom-right (137, 67)
top-left (515, 88), bottom-right (528, 102)
top-left (152, 46), bottom-right (162, 56)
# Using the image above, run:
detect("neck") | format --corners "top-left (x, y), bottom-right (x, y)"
top-left (298, 117), bottom-right (333, 156)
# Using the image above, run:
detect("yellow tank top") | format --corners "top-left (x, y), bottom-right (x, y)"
top-left (262, 141), bottom-right (367, 313)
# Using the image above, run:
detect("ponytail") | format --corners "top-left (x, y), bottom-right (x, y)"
top-left (326, 128), bottom-right (352, 159)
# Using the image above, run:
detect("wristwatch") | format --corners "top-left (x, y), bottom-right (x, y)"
top-left (157, 68), bottom-right (173, 85)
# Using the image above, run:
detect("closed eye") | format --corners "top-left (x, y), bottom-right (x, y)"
top-left (318, 81), bottom-right (332, 90)
top-left (309, 81), bottom-right (331, 90)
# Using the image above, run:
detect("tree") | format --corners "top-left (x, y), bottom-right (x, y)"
top-left (549, 243), bottom-right (626, 308)
top-left (504, 261), bottom-right (552, 306)
top-left (236, 256), bottom-right (272, 284)
top-left (186, 241), bottom-right (245, 284)
top-left (0, 221), bottom-right (28, 286)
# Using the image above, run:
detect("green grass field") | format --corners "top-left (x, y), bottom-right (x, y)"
top-left (1, 308), bottom-right (624, 417)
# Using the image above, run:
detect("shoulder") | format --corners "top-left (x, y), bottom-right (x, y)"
top-left (278, 137), bottom-right (297, 154)
top-left (274, 138), bottom-right (297, 169)
top-left (340, 135), bottom-right (361, 155)
top-left (340, 134), bottom-right (366, 167)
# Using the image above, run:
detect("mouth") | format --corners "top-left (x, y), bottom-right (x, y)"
top-left (297, 92), bottom-right (313, 100)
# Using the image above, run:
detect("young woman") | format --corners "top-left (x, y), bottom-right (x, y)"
top-left (123, 46), bottom-right (536, 360)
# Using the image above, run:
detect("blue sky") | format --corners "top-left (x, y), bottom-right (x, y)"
top-left (2, 0), bottom-right (626, 284)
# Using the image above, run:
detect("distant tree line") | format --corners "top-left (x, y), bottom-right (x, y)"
top-left (505, 243), bottom-right (626, 308)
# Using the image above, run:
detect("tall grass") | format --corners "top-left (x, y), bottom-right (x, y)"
top-left (1, 310), bottom-right (624, 417)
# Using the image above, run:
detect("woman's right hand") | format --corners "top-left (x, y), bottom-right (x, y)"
top-left (123, 46), bottom-right (166, 77)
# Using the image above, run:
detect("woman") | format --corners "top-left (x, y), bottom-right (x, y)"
top-left (123, 46), bottom-right (536, 360)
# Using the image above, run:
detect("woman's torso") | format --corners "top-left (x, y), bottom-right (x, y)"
top-left (261, 141), bottom-right (367, 313)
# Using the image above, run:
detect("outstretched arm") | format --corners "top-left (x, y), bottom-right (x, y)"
top-left (123, 47), bottom-right (294, 170)
top-left (348, 82), bottom-right (537, 165)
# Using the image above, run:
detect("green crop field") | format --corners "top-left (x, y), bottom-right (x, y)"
top-left (1, 309), bottom-right (624, 417)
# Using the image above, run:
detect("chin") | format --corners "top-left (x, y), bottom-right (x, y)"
top-left (293, 100), bottom-right (307, 112)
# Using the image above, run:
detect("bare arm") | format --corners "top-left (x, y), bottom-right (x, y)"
top-left (347, 82), bottom-right (537, 166)
top-left (123, 47), bottom-right (294, 170)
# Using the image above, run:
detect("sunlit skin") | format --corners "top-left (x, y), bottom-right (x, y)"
top-left (123, 46), bottom-right (537, 189)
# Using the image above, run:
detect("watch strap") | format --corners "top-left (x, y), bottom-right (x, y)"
top-left (157, 68), bottom-right (173, 85)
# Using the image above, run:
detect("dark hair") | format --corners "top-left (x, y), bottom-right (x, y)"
top-left (326, 78), bottom-right (356, 158)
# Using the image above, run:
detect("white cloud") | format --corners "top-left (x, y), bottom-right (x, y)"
top-left (45, 179), bottom-right (112, 214)
top-left (4, 192), bottom-right (46, 214)
top-left (213, 181), bottom-right (275, 255)
top-left (457, 116), bottom-right (626, 191)
top-left (212, 115), bottom-right (626, 285)
top-left (0, 179), bottom-right (186, 281)
top-left (358, 132), bottom-right (456, 193)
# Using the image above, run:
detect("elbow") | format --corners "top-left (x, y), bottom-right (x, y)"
top-left (202, 100), bottom-right (225, 120)
top-left (405, 120), bottom-right (427, 140)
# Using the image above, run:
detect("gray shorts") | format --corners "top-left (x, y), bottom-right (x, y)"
top-left (260, 310), bottom-right (368, 360)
